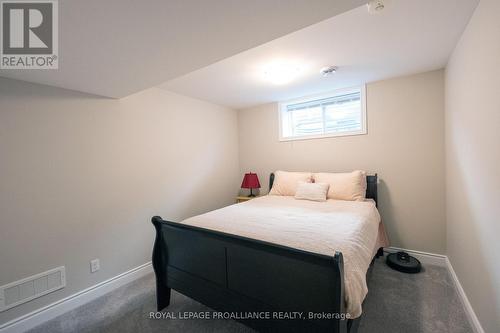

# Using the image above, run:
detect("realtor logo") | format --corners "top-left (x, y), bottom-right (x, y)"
top-left (1, 0), bottom-right (58, 69)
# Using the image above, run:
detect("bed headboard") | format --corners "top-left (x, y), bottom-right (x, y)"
top-left (269, 173), bottom-right (378, 207)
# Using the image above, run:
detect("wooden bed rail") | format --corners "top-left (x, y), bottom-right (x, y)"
top-left (151, 216), bottom-right (350, 332)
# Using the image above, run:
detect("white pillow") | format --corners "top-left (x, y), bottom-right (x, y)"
top-left (313, 170), bottom-right (367, 201)
top-left (294, 182), bottom-right (330, 202)
top-left (269, 171), bottom-right (312, 196)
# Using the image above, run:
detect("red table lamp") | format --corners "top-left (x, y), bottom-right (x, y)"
top-left (241, 172), bottom-right (261, 197)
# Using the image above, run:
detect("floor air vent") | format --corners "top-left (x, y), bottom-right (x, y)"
top-left (0, 266), bottom-right (65, 312)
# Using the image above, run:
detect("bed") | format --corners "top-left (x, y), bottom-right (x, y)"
top-left (151, 173), bottom-right (386, 333)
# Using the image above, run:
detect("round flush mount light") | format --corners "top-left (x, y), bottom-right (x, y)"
top-left (320, 66), bottom-right (338, 77)
top-left (367, 0), bottom-right (386, 14)
top-left (263, 61), bottom-right (302, 85)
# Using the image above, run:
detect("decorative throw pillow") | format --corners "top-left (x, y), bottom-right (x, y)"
top-left (294, 182), bottom-right (330, 202)
top-left (269, 171), bottom-right (312, 196)
top-left (313, 170), bottom-right (367, 201)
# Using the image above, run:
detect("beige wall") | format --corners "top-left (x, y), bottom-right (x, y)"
top-left (445, 0), bottom-right (500, 331)
top-left (0, 78), bottom-right (240, 324)
top-left (238, 70), bottom-right (446, 254)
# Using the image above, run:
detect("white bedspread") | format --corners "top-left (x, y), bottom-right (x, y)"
top-left (180, 195), bottom-right (381, 318)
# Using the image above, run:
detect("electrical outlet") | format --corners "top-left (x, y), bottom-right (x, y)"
top-left (90, 259), bottom-right (100, 273)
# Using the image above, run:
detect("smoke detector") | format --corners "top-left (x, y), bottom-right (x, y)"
top-left (320, 66), bottom-right (337, 77)
top-left (367, 0), bottom-right (386, 14)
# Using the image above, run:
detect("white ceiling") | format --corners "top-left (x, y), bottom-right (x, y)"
top-left (160, 0), bottom-right (479, 109)
top-left (0, 0), bottom-right (365, 98)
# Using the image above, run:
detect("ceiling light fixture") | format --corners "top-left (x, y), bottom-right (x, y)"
top-left (367, 0), bottom-right (386, 14)
top-left (320, 66), bottom-right (337, 77)
top-left (263, 61), bottom-right (302, 85)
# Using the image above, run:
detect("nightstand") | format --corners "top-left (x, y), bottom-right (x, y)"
top-left (236, 196), bottom-right (259, 203)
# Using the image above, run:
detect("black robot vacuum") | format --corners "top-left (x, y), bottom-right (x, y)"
top-left (386, 251), bottom-right (421, 273)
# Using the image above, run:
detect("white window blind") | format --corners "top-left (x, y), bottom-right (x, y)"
top-left (279, 86), bottom-right (366, 141)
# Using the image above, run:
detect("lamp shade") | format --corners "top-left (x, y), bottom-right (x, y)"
top-left (241, 172), bottom-right (261, 189)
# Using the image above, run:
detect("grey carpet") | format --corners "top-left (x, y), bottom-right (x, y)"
top-left (27, 258), bottom-right (473, 333)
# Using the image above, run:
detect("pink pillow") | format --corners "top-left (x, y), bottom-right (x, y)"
top-left (313, 171), bottom-right (367, 201)
top-left (269, 171), bottom-right (312, 196)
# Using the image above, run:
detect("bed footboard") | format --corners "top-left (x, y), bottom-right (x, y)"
top-left (151, 216), bottom-right (350, 333)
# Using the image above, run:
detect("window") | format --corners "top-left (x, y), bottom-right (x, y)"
top-left (279, 86), bottom-right (366, 141)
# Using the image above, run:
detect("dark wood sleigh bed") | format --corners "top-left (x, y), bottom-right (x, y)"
top-left (151, 173), bottom-right (380, 333)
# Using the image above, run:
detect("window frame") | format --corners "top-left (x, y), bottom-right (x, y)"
top-left (278, 85), bottom-right (367, 142)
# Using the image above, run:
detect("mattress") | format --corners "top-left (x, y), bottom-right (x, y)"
top-left (180, 195), bottom-right (387, 318)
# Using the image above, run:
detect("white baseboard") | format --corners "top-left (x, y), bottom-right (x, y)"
top-left (445, 257), bottom-right (484, 333)
top-left (0, 262), bottom-right (153, 333)
top-left (383, 246), bottom-right (447, 266)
